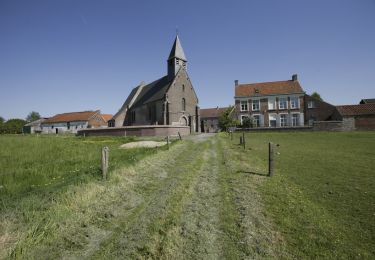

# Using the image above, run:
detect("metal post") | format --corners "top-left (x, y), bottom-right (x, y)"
top-left (102, 146), bottom-right (109, 180)
top-left (268, 142), bottom-right (274, 177)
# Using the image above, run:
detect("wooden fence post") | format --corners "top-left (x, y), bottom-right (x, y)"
top-left (167, 135), bottom-right (170, 149)
top-left (268, 142), bottom-right (274, 177)
top-left (242, 132), bottom-right (245, 150)
top-left (178, 132), bottom-right (182, 141)
top-left (102, 146), bottom-right (109, 180)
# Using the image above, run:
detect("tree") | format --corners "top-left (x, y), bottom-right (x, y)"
top-left (1, 119), bottom-right (27, 134)
top-left (26, 111), bottom-right (41, 122)
top-left (0, 116), bottom-right (4, 125)
top-left (311, 92), bottom-right (323, 101)
top-left (218, 106), bottom-right (238, 131)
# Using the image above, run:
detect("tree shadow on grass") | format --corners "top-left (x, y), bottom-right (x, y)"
top-left (237, 170), bottom-right (269, 177)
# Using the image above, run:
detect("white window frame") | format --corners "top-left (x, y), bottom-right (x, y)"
top-left (240, 101), bottom-right (248, 111)
top-left (268, 97), bottom-right (276, 110)
top-left (291, 113), bottom-right (299, 126)
top-left (290, 97), bottom-right (299, 109)
top-left (279, 97), bottom-right (288, 109)
top-left (280, 113), bottom-right (288, 127)
top-left (308, 101), bottom-right (315, 109)
top-left (269, 114), bottom-right (277, 127)
top-left (252, 99), bottom-right (260, 111)
top-left (252, 114), bottom-right (260, 127)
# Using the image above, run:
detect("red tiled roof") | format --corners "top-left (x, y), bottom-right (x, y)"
top-left (235, 80), bottom-right (304, 97)
top-left (200, 107), bottom-right (229, 118)
top-left (43, 111), bottom-right (99, 123)
top-left (101, 114), bottom-right (113, 122)
top-left (336, 104), bottom-right (375, 116)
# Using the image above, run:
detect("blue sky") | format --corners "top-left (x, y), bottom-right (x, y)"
top-left (1, 0), bottom-right (374, 119)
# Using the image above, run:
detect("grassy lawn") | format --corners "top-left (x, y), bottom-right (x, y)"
top-left (228, 131), bottom-right (375, 259)
top-left (0, 132), bottom-right (374, 259)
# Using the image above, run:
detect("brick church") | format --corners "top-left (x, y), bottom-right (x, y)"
top-left (109, 35), bottom-right (200, 133)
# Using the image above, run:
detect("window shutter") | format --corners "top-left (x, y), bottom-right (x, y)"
top-left (260, 114), bottom-right (264, 127)
top-left (276, 114), bottom-right (281, 127)
top-left (299, 113), bottom-right (304, 126)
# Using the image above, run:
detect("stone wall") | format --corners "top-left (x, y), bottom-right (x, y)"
top-left (312, 119), bottom-right (355, 131)
top-left (355, 115), bottom-right (375, 130)
top-left (77, 125), bottom-right (190, 137)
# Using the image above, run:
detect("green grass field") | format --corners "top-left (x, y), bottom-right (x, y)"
top-left (230, 131), bottom-right (375, 259)
top-left (0, 132), bottom-right (374, 259)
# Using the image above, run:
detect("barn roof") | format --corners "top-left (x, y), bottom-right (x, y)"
top-left (336, 103), bottom-right (375, 116)
top-left (101, 114), bottom-right (113, 122)
top-left (43, 110), bottom-right (100, 123)
top-left (235, 80), bottom-right (304, 97)
top-left (200, 107), bottom-right (229, 118)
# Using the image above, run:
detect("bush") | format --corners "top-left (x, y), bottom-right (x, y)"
top-left (0, 119), bottom-right (27, 134)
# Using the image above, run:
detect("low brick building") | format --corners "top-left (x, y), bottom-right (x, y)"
top-left (41, 110), bottom-right (109, 134)
top-left (336, 103), bottom-right (375, 130)
top-left (200, 107), bottom-right (229, 133)
top-left (304, 95), bottom-right (342, 125)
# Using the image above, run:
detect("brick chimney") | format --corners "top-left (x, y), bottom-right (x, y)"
top-left (292, 74), bottom-right (298, 81)
top-left (235, 80), bottom-right (239, 86)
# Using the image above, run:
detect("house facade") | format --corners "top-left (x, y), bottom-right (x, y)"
top-left (304, 95), bottom-right (342, 125)
top-left (234, 75), bottom-right (305, 127)
top-left (109, 35), bottom-right (200, 133)
top-left (41, 110), bottom-right (109, 134)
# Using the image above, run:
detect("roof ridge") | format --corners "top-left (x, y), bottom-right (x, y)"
top-left (237, 79), bottom-right (295, 86)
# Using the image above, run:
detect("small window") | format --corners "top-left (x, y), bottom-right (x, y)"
top-left (268, 98), bottom-right (276, 110)
top-left (240, 101), bottom-right (248, 111)
top-left (252, 100), bottom-right (260, 111)
top-left (182, 98), bottom-right (186, 111)
top-left (279, 97), bottom-right (288, 109)
top-left (290, 97), bottom-right (299, 109)
top-left (182, 84), bottom-right (185, 92)
top-left (280, 114), bottom-right (288, 127)
top-left (176, 59), bottom-right (179, 65)
top-left (308, 101), bottom-right (315, 108)
top-left (292, 114), bottom-right (300, 126)
top-left (253, 115), bottom-right (260, 127)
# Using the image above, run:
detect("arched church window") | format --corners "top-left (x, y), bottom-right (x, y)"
top-left (182, 98), bottom-right (186, 111)
top-left (182, 84), bottom-right (185, 92)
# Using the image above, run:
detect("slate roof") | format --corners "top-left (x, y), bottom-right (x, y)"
top-left (43, 111), bottom-right (99, 123)
top-left (168, 35), bottom-right (187, 61)
top-left (200, 107), bottom-right (229, 118)
top-left (360, 99), bottom-right (375, 104)
top-left (131, 76), bottom-right (173, 107)
top-left (336, 104), bottom-right (375, 116)
top-left (235, 80), bottom-right (304, 97)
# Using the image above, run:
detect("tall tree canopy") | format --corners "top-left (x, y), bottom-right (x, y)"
top-left (26, 111), bottom-right (41, 122)
top-left (311, 92), bottom-right (323, 101)
top-left (0, 119), bottom-right (26, 134)
top-left (0, 116), bottom-right (4, 125)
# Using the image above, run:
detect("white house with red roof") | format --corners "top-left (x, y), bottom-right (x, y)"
top-left (234, 74), bottom-right (305, 127)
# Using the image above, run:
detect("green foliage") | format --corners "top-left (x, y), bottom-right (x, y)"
top-left (0, 116), bottom-right (4, 124)
top-left (218, 106), bottom-right (238, 131)
top-left (311, 91), bottom-right (323, 101)
top-left (0, 118), bottom-right (27, 134)
top-left (26, 111), bottom-right (41, 122)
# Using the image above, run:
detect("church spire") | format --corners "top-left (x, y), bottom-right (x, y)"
top-left (167, 35), bottom-right (187, 79)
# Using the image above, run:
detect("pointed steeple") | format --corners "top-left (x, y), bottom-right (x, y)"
top-left (167, 35), bottom-right (187, 79)
top-left (168, 35), bottom-right (187, 61)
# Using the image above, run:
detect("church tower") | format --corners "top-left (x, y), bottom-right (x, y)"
top-left (167, 35), bottom-right (187, 80)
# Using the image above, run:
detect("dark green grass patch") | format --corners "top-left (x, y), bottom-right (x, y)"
top-left (229, 131), bottom-right (375, 258)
